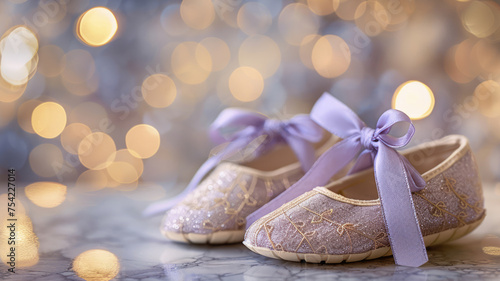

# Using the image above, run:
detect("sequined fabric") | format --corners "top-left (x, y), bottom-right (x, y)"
top-left (162, 162), bottom-right (305, 235)
top-left (244, 149), bottom-right (485, 256)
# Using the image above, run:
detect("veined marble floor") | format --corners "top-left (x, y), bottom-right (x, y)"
top-left (2, 184), bottom-right (500, 281)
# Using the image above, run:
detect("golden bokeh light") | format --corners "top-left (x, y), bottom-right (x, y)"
top-left (474, 80), bottom-right (500, 118)
top-left (0, 26), bottom-right (38, 86)
top-left (60, 123), bottom-right (93, 155)
top-left (239, 35), bottom-right (281, 78)
top-left (483, 246), bottom-right (500, 256)
top-left (141, 74), bottom-right (177, 108)
top-left (73, 249), bottom-right (120, 281)
top-left (17, 99), bottom-right (41, 134)
top-left (444, 45), bottom-right (475, 84)
top-left (62, 72), bottom-right (99, 97)
top-left (180, 0), bottom-right (215, 30)
top-left (37, 45), bottom-right (66, 77)
top-left (78, 132), bottom-right (117, 170)
top-left (299, 34), bottom-right (321, 69)
top-left (106, 149), bottom-right (144, 184)
top-left (69, 102), bottom-right (108, 130)
top-left (125, 124), bottom-right (161, 159)
top-left (462, 1), bottom-right (498, 38)
top-left (200, 37), bottom-right (231, 72)
top-left (311, 35), bottom-right (351, 78)
top-left (279, 3), bottom-right (320, 46)
top-left (354, 1), bottom-right (390, 37)
top-left (24, 182), bottom-right (67, 208)
top-left (171, 41), bottom-right (212, 85)
top-left (31, 101), bottom-right (67, 139)
top-left (335, 0), bottom-right (364, 20)
top-left (29, 143), bottom-right (64, 178)
top-left (61, 49), bottom-right (96, 84)
top-left (0, 215), bottom-right (39, 268)
top-left (392, 80), bottom-right (435, 120)
top-left (77, 7), bottom-right (118, 47)
top-left (229, 66), bottom-right (264, 102)
top-left (237, 2), bottom-right (272, 35)
top-left (76, 169), bottom-right (108, 192)
top-left (307, 0), bottom-right (340, 16)
top-left (381, 0), bottom-right (415, 31)
top-left (0, 74), bottom-right (27, 103)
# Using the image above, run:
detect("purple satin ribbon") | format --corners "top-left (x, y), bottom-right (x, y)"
top-left (246, 93), bottom-right (428, 267)
top-left (143, 108), bottom-right (323, 217)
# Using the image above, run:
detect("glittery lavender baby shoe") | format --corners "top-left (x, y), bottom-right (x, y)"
top-left (144, 107), bottom-right (336, 244)
top-left (244, 93), bottom-right (485, 267)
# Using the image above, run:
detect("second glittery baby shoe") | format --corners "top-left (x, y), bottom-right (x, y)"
top-left (244, 93), bottom-right (485, 267)
top-left (144, 107), bottom-right (336, 244)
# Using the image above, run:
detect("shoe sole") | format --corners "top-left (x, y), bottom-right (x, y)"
top-left (162, 229), bottom-right (245, 244)
top-left (243, 214), bottom-right (485, 263)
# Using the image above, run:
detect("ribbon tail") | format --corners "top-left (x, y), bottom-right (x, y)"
top-left (283, 135), bottom-right (316, 171)
top-left (143, 137), bottom-right (252, 217)
top-left (374, 145), bottom-right (428, 267)
top-left (348, 149), bottom-right (373, 175)
top-left (246, 138), bottom-right (361, 228)
top-left (142, 155), bottom-right (221, 217)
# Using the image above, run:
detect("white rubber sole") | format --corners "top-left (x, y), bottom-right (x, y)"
top-left (243, 215), bottom-right (485, 263)
top-left (163, 229), bottom-right (245, 244)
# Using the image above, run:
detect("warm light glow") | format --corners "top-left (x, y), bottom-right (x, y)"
top-left (462, 1), bottom-right (497, 38)
top-left (106, 149), bottom-right (144, 184)
top-left (37, 45), bottom-right (66, 77)
top-left (0, 215), bottom-right (39, 268)
top-left (61, 49), bottom-right (96, 84)
top-left (141, 74), bottom-right (177, 108)
top-left (311, 35), bottom-right (351, 78)
top-left (69, 102), bottom-right (108, 130)
top-left (76, 169), bottom-right (108, 191)
top-left (200, 37), bottom-right (231, 72)
top-left (31, 102), bottom-right (67, 139)
top-left (474, 80), bottom-right (500, 118)
top-left (239, 35), bottom-right (281, 78)
top-left (0, 74), bottom-right (27, 103)
top-left (299, 34), bottom-right (321, 69)
top-left (126, 124), bottom-right (161, 159)
top-left (78, 132), bottom-right (117, 170)
top-left (29, 143), bottom-right (64, 178)
top-left (237, 2), bottom-right (272, 35)
top-left (279, 3), bottom-right (320, 46)
top-left (392, 81), bottom-right (435, 120)
top-left (171, 42), bottom-right (212, 85)
top-left (60, 123), bottom-right (93, 155)
top-left (180, 0), bottom-right (215, 30)
top-left (229, 67), bottom-right (264, 102)
top-left (335, 0), bottom-right (364, 20)
top-left (0, 26), bottom-right (38, 86)
top-left (483, 246), bottom-right (500, 256)
top-left (77, 7), bottom-right (118, 47)
top-left (73, 249), bottom-right (120, 281)
top-left (24, 182), bottom-right (67, 208)
top-left (354, 1), bottom-right (390, 37)
top-left (307, 0), bottom-right (340, 16)
top-left (17, 100), bottom-right (42, 134)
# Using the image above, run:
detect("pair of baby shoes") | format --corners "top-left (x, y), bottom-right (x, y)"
top-left (147, 92), bottom-right (485, 267)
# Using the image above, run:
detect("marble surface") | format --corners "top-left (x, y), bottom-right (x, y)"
top-left (2, 184), bottom-right (500, 281)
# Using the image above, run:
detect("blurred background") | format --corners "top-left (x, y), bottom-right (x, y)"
top-left (0, 0), bottom-right (500, 203)
top-left (1, 0), bottom-right (500, 277)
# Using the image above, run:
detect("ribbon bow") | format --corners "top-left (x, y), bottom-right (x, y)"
top-left (247, 93), bottom-right (427, 267)
top-left (143, 108), bottom-right (323, 216)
